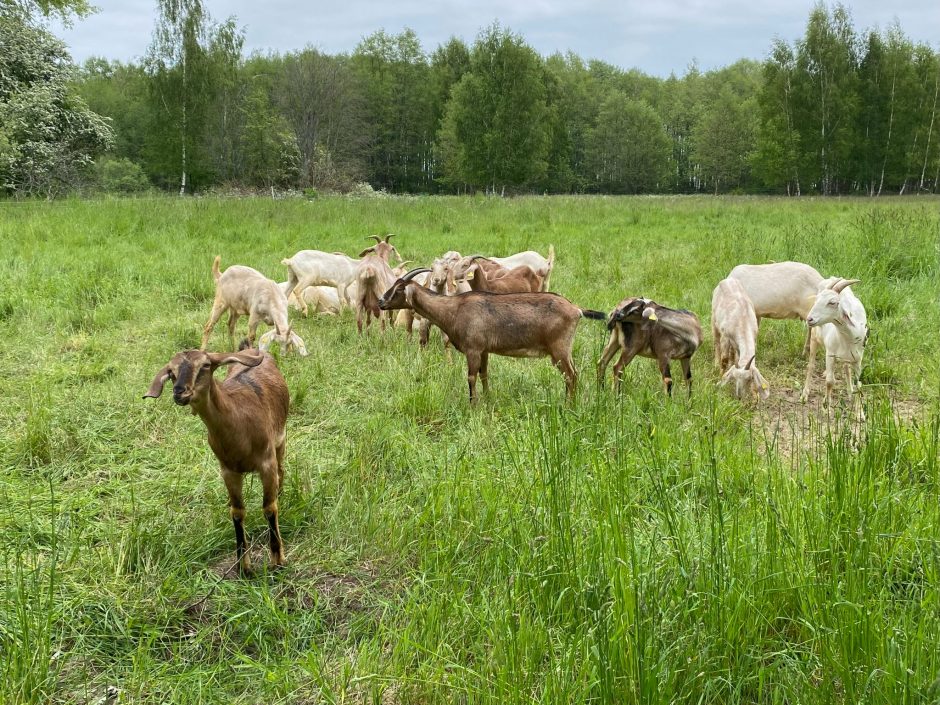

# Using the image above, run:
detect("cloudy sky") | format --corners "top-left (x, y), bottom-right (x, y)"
top-left (55, 1), bottom-right (939, 77)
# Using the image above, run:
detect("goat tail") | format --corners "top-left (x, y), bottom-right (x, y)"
top-left (212, 255), bottom-right (222, 282)
top-left (580, 309), bottom-right (607, 321)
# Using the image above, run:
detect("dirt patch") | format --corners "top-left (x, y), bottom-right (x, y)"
top-left (753, 381), bottom-right (929, 461)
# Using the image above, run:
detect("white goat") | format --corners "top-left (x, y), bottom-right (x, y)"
top-left (281, 250), bottom-right (360, 316)
top-left (485, 246), bottom-right (555, 291)
top-left (802, 278), bottom-right (866, 406)
top-left (728, 261), bottom-right (824, 326)
top-left (711, 277), bottom-right (770, 402)
top-left (278, 282), bottom-right (346, 316)
top-left (202, 256), bottom-right (306, 356)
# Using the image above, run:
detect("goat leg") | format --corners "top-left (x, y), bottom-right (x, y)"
top-left (680, 358), bottom-right (693, 397)
top-left (800, 331), bottom-right (819, 403)
top-left (262, 465), bottom-right (285, 569)
top-left (465, 351), bottom-right (481, 404)
top-left (201, 299), bottom-right (226, 350)
top-left (222, 468), bottom-right (251, 576)
top-left (659, 359), bottom-right (673, 396)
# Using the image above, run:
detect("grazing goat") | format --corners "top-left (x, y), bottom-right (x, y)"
top-left (487, 246), bottom-right (555, 291)
top-left (258, 329), bottom-right (309, 356)
top-left (711, 277), bottom-right (769, 402)
top-left (597, 298), bottom-right (702, 396)
top-left (144, 347), bottom-right (289, 575)
top-left (278, 282), bottom-right (346, 316)
top-left (202, 256), bottom-right (302, 354)
top-left (802, 278), bottom-right (866, 406)
top-left (378, 268), bottom-right (606, 402)
top-left (451, 256), bottom-right (543, 294)
top-left (281, 250), bottom-right (360, 315)
top-left (355, 236), bottom-right (398, 333)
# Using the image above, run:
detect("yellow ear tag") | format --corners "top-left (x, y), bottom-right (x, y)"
top-left (466, 270), bottom-right (475, 280)
top-left (761, 383), bottom-right (768, 390)
top-left (647, 312), bottom-right (658, 321)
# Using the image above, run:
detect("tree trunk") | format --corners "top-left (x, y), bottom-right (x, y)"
top-left (920, 68), bottom-right (939, 191)
top-left (877, 74), bottom-right (897, 197)
top-left (179, 50), bottom-right (188, 197)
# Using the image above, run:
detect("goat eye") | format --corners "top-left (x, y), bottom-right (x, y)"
top-left (827, 301), bottom-right (837, 306)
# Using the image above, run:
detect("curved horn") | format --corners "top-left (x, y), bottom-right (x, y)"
top-left (401, 267), bottom-right (431, 282)
top-left (468, 254), bottom-right (488, 261)
top-left (396, 260), bottom-right (412, 269)
top-left (366, 235), bottom-right (382, 243)
top-left (744, 355), bottom-right (755, 370)
top-left (832, 278), bottom-right (860, 293)
top-left (384, 233), bottom-right (396, 242)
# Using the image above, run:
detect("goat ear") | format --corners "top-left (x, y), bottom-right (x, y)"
top-left (642, 307), bottom-right (658, 321)
top-left (143, 366), bottom-right (171, 399)
top-left (207, 350), bottom-right (264, 368)
top-left (358, 246), bottom-right (375, 257)
top-left (718, 367), bottom-right (734, 386)
top-left (832, 278), bottom-right (860, 293)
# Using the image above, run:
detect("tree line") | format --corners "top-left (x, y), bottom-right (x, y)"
top-left (2, 0), bottom-right (938, 197)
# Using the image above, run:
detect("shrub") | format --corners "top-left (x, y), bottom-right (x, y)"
top-left (95, 157), bottom-right (150, 194)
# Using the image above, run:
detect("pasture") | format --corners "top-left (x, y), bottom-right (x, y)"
top-left (1, 195), bottom-right (939, 704)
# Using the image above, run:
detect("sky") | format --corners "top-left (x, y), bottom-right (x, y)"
top-left (54, 0), bottom-right (940, 77)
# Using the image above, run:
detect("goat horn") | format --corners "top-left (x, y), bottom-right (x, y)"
top-left (366, 235), bottom-right (382, 243)
top-left (832, 278), bottom-right (860, 293)
top-left (468, 254), bottom-right (487, 261)
top-left (384, 233), bottom-right (396, 242)
top-left (401, 267), bottom-right (431, 282)
top-left (744, 355), bottom-right (755, 370)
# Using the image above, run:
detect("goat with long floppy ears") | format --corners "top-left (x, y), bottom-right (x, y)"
top-left (144, 347), bottom-right (289, 575)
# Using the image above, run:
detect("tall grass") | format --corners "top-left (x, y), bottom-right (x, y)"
top-left (0, 195), bottom-right (938, 703)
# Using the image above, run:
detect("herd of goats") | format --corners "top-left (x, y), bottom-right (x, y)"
top-left (143, 234), bottom-right (868, 574)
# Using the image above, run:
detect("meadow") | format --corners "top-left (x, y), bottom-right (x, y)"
top-left (1, 194), bottom-right (939, 704)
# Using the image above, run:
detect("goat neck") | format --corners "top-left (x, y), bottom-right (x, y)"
top-left (408, 283), bottom-right (456, 328)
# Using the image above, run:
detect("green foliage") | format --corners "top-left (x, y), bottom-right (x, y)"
top-left (585, 93), bottom-right (671, 193)
top-left (53, 4), bottom-right (940, 197)
top-left (93, 156), bottom-right (151, 193)
top-left (0, 11), bottom-right (112, 197)
top-left (443, 24), bottom-right (551, 192)
top-left (354, 29), bottom-right (436, 192)
top-left (692, 87), bottom-right (757, 192)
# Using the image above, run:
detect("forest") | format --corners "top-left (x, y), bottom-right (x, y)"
top-left (2, 0), bottom-right (939, 197)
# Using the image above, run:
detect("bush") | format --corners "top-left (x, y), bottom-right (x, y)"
top-left (94, 157), bottom-right (150, 194)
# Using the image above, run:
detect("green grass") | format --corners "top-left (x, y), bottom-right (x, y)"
top-left (1, 194), bottom-right (939, 704)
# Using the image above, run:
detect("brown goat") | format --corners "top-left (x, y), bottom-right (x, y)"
top-left (597, 297), bottom-right (703, 396)
top-left (379, 268), bottom-right (606, 402)
top-left (452, 256), bottom-right (543, 294)
top-left (144, 347), bottom-right (289, 575)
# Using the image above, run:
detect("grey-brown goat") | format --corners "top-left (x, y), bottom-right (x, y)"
top-left (597, 297), bottom-right (702, 396)
top-left (379, 268), bottom-right (606, 402)
top-left (144, 347), bottom-right (289, 575)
